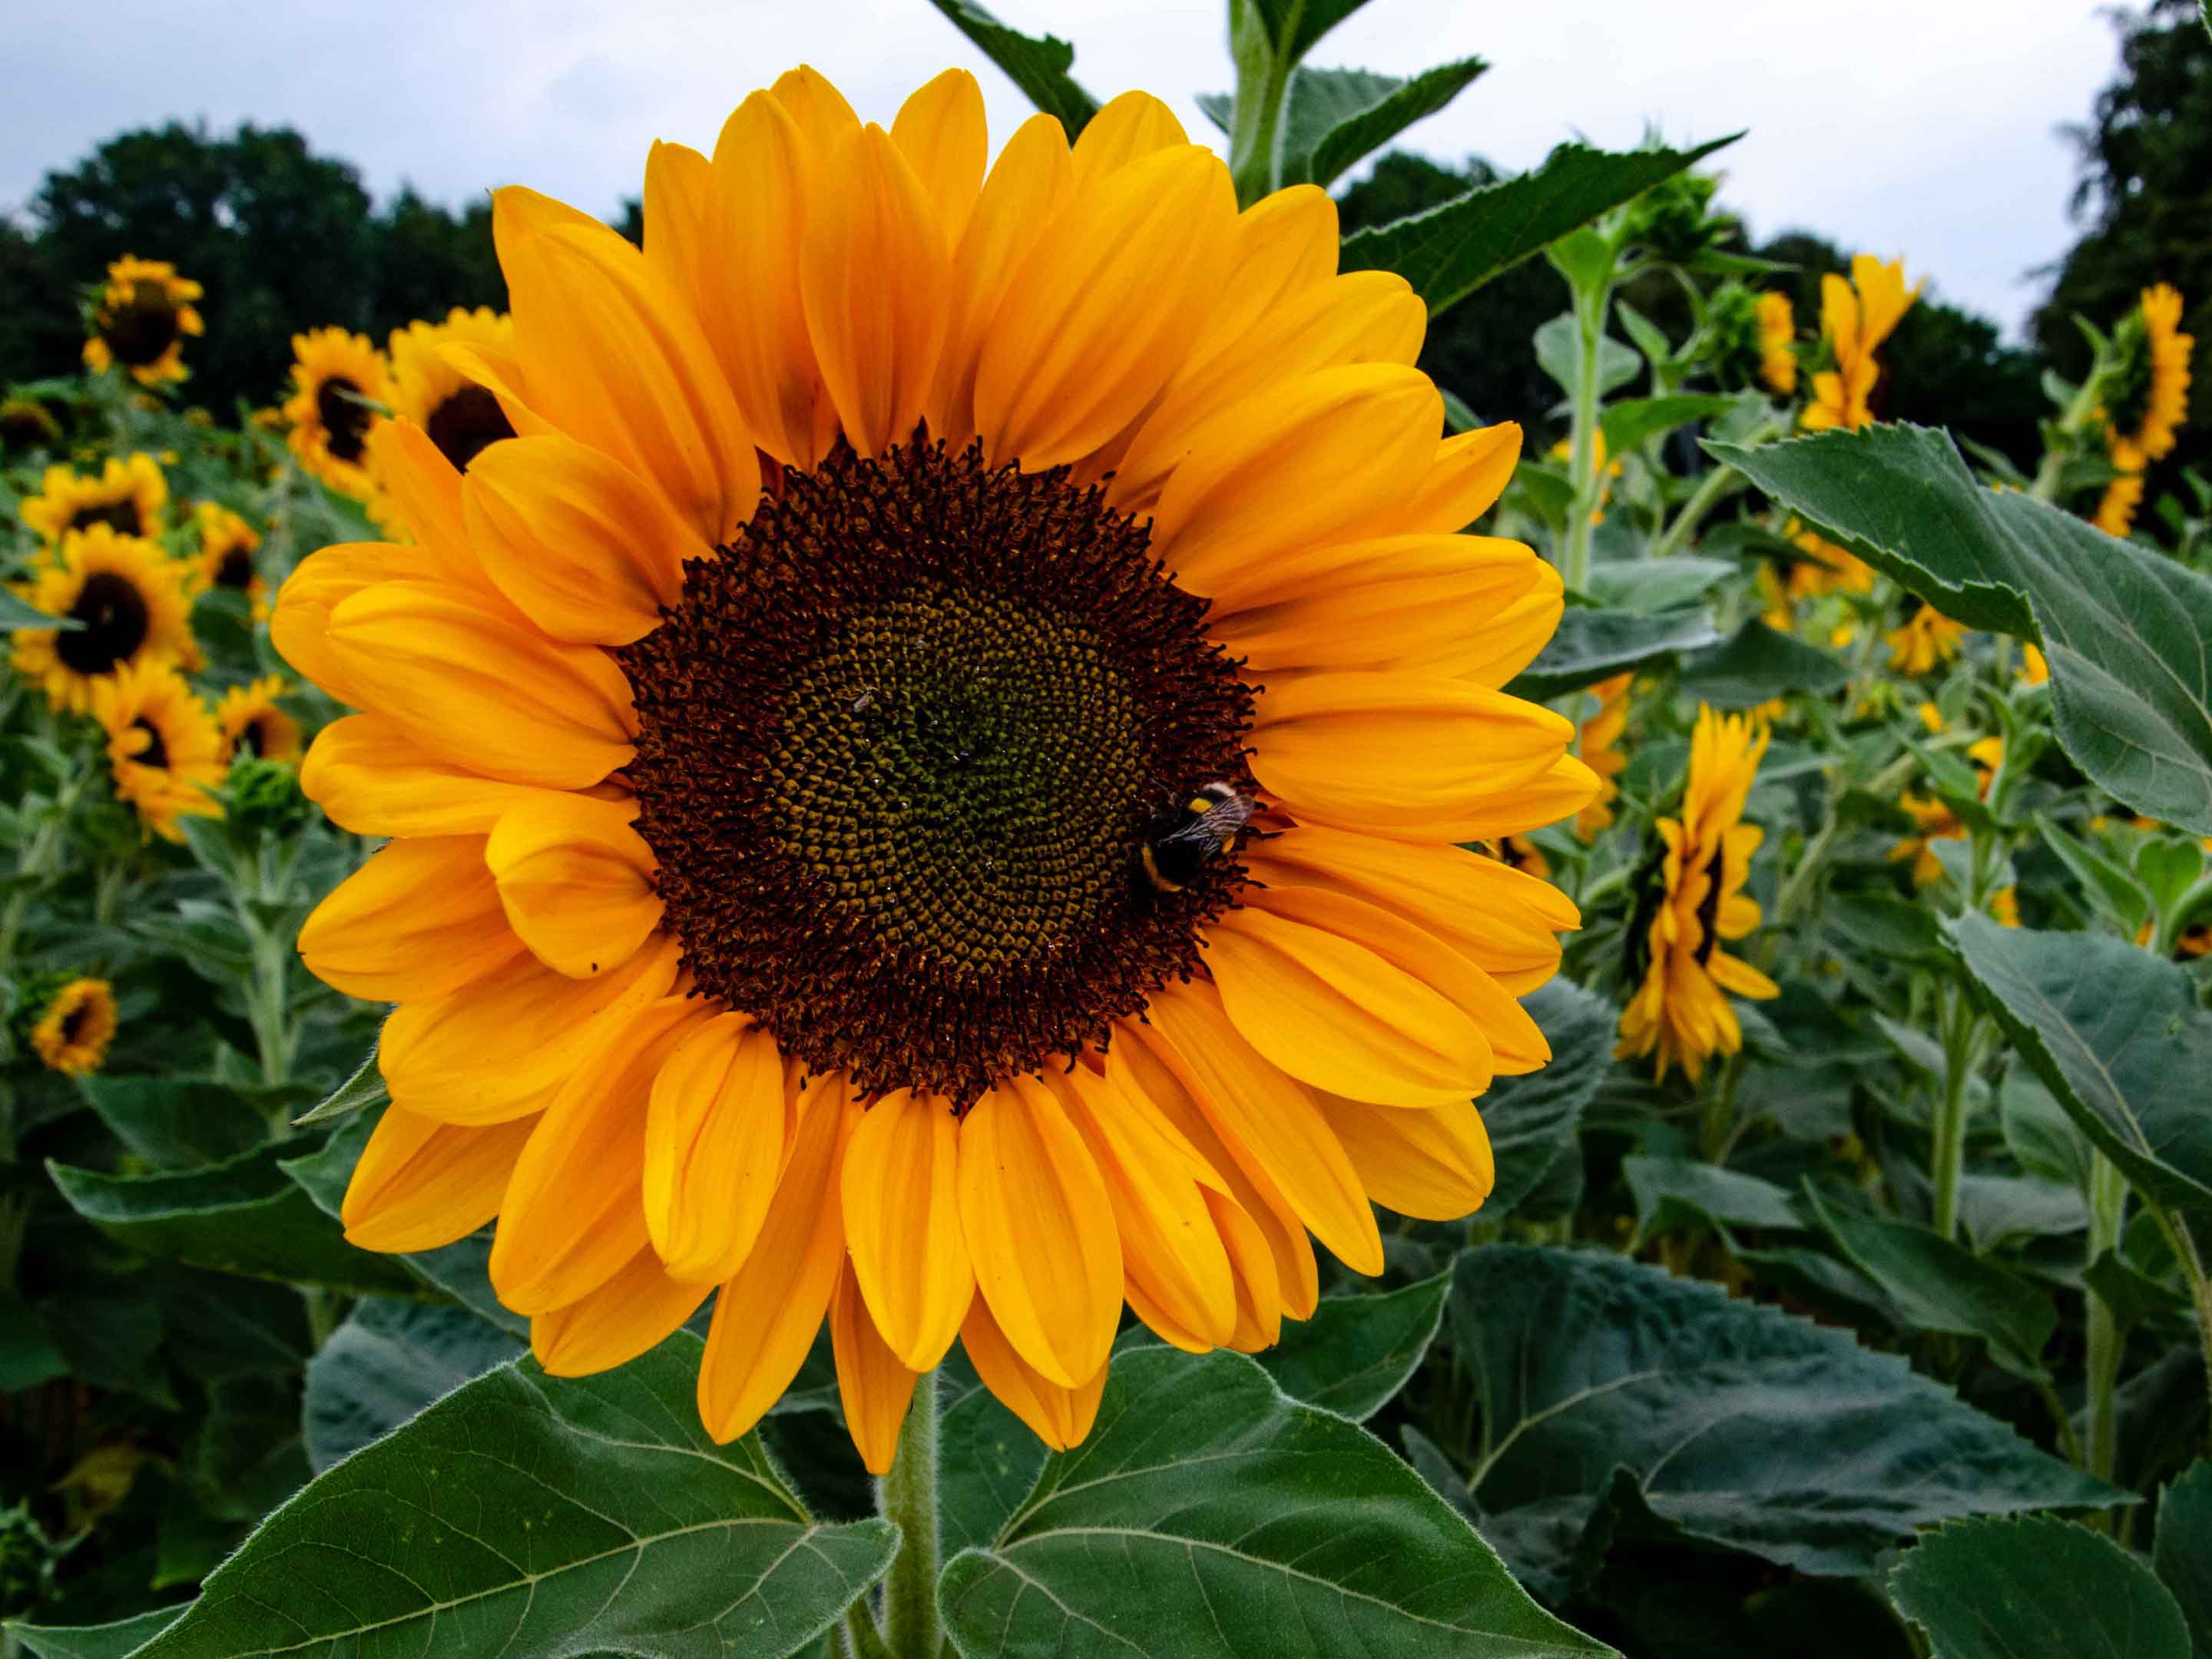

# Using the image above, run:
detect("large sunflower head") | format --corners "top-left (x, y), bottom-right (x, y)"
top-left (93, 658), bottom-right (226, 843)
top-left (81, 257), bottom-right (204, 386)
top-left (10, 524), bottom-right (194, 714)
top-left (19, 453), bottom-right (170, 545)
top-left (23, 975), bottom-right (119, 1077)
top-left (190, 501), bottom-right (267, 613)
top-left (2104, 283), bottom-right (2192, 472)
top-left (280, 68), bottom-right (1593, 1472)
top-left (282, 328), bottom-right (391, 498)
top-left (215, 674), bottom-right (303, 764)
top-left (1616, 705), bottom-right (1777, 1082)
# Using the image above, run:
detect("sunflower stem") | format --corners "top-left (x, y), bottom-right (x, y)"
top-left (878, 1366), bottom-right (941, 1659)
top-left (1928, 986), bottom-right (1976, 1244)
top-left (1561, 265), bottom-right (1616, 595)
top-left (2083, 1150), bottom-right (2130, 1492)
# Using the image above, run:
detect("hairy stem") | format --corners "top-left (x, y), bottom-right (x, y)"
top-left (879, 1368), bottom-right (942, 1659)
top-left (2083, 1151), bottom-right (2130, 1487)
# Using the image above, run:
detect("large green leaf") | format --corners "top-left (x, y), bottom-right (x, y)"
top-left (1482, 979), bottom-right (1615, 1217)
top-left (1340, 137), bottom-right (1740, 318)
top-left (2154, 1461), bottom-right (2212, 1656)
top-left (134, 1335), bottom-right (896, 1659)
top-left (1599, 395), bottom-right (1741, 456)
top-left (1622, 1157), bottom-right (1798, 1238)
top-left (9, 1609), bottom-right (184, 1659)
top-left (1444, 1246), bottom-right (2124, 1599)
top-left (1887, 1515), bottom-right (2190, 1659)
top-left (1676, 618), bottom-right (1851, 708)
top-left (48, 1142), bottom-right (420, 1298)
top-left (1584, 555), bottom-right (1735, 614)
top-left (938, 1346), bottom-right (1611, 1658)
top-left (303, 1298), bottom-right (525, 1472)
top-left (1280, 60), bottom-right (1487, 190)
top-left (926, 0), bottom-right (1098, 134)
top-left (1712, 422), bottom-right (2212, 834)
top-left (74, 1078), bottom-right (270, 1170)
top-left (1507, 607), bottom-right (1721, 700)
top-left (1942, 914), bottom-right (2212, 1214)
top-left (1253, 1271), bottom-right (1450, 1422)
top-left (939, 1374), bottom-right (1049, 1559)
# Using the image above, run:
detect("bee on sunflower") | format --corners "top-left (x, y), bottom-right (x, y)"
top-left (1575, 672), bottom-right (1631, 839)
top-left (1617, 705), bottom-right (1778, 1083)
top-left (93, 660), bottom-right (226, 843)
top-left (19, 453), bottom-right (170, 545)
top-left (190, 502), bottom-right (268, 616)
top-left (81, 257), bottom-right (204, 386)
top-left (215, 675), bottom-right (303, 764)
top-left (11, 525), bottom-right (195, 714)
top-left (19, 975), bottom-right (119, 1077)
top-left (277, 68), bottom-right (1595, 1472)
top-left (282, 327), bottom-right (391, 499)
top-left (1886, 600), bottom-right (1968, 675)
top-left (1800, 254), bottom-right (1920, 432)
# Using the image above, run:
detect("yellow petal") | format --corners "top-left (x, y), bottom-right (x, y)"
top-left (1190, 185), bottom-right (1343, 365)
top-left (889, 69), bottom-right (987, 250)
top-left (366, 422), bottom-right (512, 604)
top-left (301, 714), bottom-right (555, 839)
top-left (840, 1089), bottom-right (972, 1373)
top-left (699, 1076), bottom-right (857, 1442)
top-left (341, 1106), bottom-right (535, 1253)
top-left (960, 1296), bottom-right (1106, 1452)
top-left (485, 793), bottom-right (661, 979)
top-left (1316, 1094), bottom-right (1495, 1221)
top-left (832, 1262), bottom-right (919, 1477)
top-left (435, 337), bottom-right (561, 443)
top-left (298, 836), bottom-right (522, 1004)
top-left (641, 138), bottom-right (716, 325)
top-left (1207, 1187), bottom-right (1284, 1352)
top-left (463, 435), bottom-right (708, 645)
top-left (958, 1075), bottom-right (1122, 1388)
top-left (1339, 422), bottom-right (1522, 538)
top-left (644, 1013), bottom-right (788, 1283)
top-left (706, 93), bottom-right (823, 466)
top-left (1068, 91), bottom-right (1188, 187)
top-left (270, 541), bottom-right (443, 708)
top-left (324, 581), bottom-right (635, 788)
top-left (770, 65), bottom-right (860, 152)
top-left (1141, 982), bottom-right (1382, 1277)
top-left (1447, 753), bottom-right (1606, 842)
top-left (531, 1246), bottom-right (710, 1377)
top-left (382, 935), bottom-right (683, 1126)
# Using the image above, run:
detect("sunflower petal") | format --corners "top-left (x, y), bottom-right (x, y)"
top-left (532, 1247), bottom-right (711, 1377)
top-left (706, 93), bottom-right (823, 465)
top-left (644, 1013), bottom-right (788, 1284)
top-left (485, 793), bottom-right (661, 979)
top-left (1068, 91), bottom-right (1188, 186)
top-left (832, 1263), bottom-right (919, 1476)
top-left (840, 1089), bottom-right (972, 1373)
top-left (341, 1107), bottom-right (535, 1253)
top-left (302, 714), bottom-right (554, 839)
top-left (298, 836), bottom-right (522, 1004)
top-left (889, 69), bottom-right (987, 250)
top-left (960, 1296), bottom-right (1106, 1452)
top-left (1316, 1094), bottom-right (1495, 1221)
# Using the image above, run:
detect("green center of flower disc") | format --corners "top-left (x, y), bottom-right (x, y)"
top-left (58, 571), bottom-right (151, 676)
top-left (620, 432), bottom-right (1256, 1105)
top-left (101, 281), bottom-right (180, 367)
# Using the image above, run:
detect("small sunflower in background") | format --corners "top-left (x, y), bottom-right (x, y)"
top-left (11, 525), bottom-right (194, 714)
top-left (190, 502), bottom-right (267, 615)
top-left (215, 675), bottom-right (303, 764)
top-left (1618, 705), bottom-right (1778, 1082)
top-left (388, 308), bottom-right (518, 475)
top-left (282, 327), bottom-right (391, 498)
top-left (22, 975), bottom-right (119, 1076)
top-left (1575, 673), bottom-right (1631, 839)
top-left (1885, 600), bottom-right (1967, 675)
top-left (19, 453), bottom-right (170, 545)
top-left (0, 395), bottom-right (65, 455)
top-left (1889, 736), bottom-right (2002, 886)
top-left (1801, 254), bottom-right (1920, 432)
top-left (1756, 290), bottom-right (1796, 395)
top-left (2018, 642), bottom-right (2049, 685)
top-left (2093, 469), bottom-right (2145, 538)
top-left (81, 257), bottom-right (203, 387)
top-left (2102, 283), bottom-right (2192, 473)
top-left (93, 659), bottom-right (226, 843)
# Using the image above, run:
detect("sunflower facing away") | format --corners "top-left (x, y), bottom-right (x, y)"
top-left (2094, 468), bottom-right (2145, 539)
top-left (2104, 283), bottom-right (2192, 473)
top-left (283, 328), bottom-right (391, 498)
top-left (1886, 600), bottom-right (1967, 675)
top-left (1575, 672), bottom-right (1631, 839)
top-left (94, 659), bottom-right (226, 843)
top-left (28, 978), bottom-right (119, 1077)
top-left (1756, 291), bottom-right (1796, 395)
top-left (1801, 254), bottom-right (1919, 433)
top-left (11, 525), bottom-right (194, 714)
top-left (279, 67), bottom-right (1594, 1472)
top-left (20, 453), bottom-right (170, 545)
top-left (81, 257), bottom-right (203, 386)
top-left (1618, 705), bottom-right (1777, 1082)
top-left (190, 502), bottom-right (268, 614)
top-left (216, 675), bottom-right (303, 763)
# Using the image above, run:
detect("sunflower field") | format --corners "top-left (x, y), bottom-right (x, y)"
top-left (1, 2), bottom-right (2210, 1655)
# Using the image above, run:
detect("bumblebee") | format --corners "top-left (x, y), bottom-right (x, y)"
top-left (1139, 781), bottom-right (1255, 894)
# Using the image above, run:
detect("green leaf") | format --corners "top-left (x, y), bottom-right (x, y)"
top-left (1622, 1156), bottom-right (1799, 1238)
top-left (1887, 1515), bottom-right (2189, 1659)
top-left (134, 1335), bottom-right (896, 1659)
top-left (1677, 618), bottom-right (1851, 708)
top-left (1340, 136), bottom-right (1740, 318)
top-left (1482, 979), bottom-right (1615, 1218)
top-left (926, 0), bottom-right (1098, 134)
top-left (1507, 607), bottom-right (1721, 700)
top-left (1535, 313), bottom-right (1642, 399)
top-left (0, 589), bottom-right (82, 631)
top-left (939, 1373), bottom-right (1048, 1559)
top-left (1280, 59), bottom-right (1487, 191)
top-left (1599, 395), bottom-right (1741, 456)
top-left (2154, 1461), bottom-right (2212, 1656)
top-left (1803, 1186), bottom-right (2058, 1379)
top-left (2035, 815), bottom-right (2153, 938)
top-left (1583, 555), bottom-right (1734, 613)
top-left (303, 1298), bottom-right (525, 1472)
top-left (1447, 1246), bottom-right (2124, 1600)
top-left (1955, 1174), bottom-right (2088, 1250)
top-left (1244, 0), bottom-right (1376, 69)
top-left (290, 1040), bottom-right (386, 1127)
top-left (1710, 423), bottom-right (2212, 834)
top-left (937, 1345), bottom-right (1612, 1658)
top-left (8, 1609), bottom-right (185, 1659)
top-left (0, 1290), bottom-right (68, 1392)
top-left (74, 1078), bottom-right (270, 1170)
top-left (2000, 1068), bottom-right (2092, 1191)
top-left (1942, 914), bottom-right (2212, 1214)
top-left (48, 1142), bottom-right (421, 1298)
top-left (1253, 1270), bottom-right (1449, 1421)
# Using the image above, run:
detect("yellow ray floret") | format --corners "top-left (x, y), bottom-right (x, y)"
top-left (29, 979), bottom-right (118, 1076)
top-left (1801, 254), bottom-right (1919, 432)
top-left (1757, 291), bottom-right (1796, 395)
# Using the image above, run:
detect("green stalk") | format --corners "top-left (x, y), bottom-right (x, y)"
top-left (1224, 0), bottom-right (1290, 208)
top-left (1561, 273), bottom-right (1614, 594)
top-left (1650, 414), bottom-right (1783, 561)
top-left (878, 1368), bottom-right (942, 1659)
top-left (2083, 1150), bottom-right (2130, 1485)
top-left (1928, 988), bottom-right (1977, 1243)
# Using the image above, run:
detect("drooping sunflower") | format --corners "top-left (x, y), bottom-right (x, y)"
top-left (215, 675), bottom-right (303, 763)
top-left (94, 659), bottom-right (226, 843)
top-left (1575, 672), bottom-right (1631, 839)
top-left (2104, 283), bottom-right (2192, 473)
top-left (19, 453), bottom-right (170, 545)
top-left (1617, 705), bottom-right (1777, 1083)
top-left (190, 502), bottom-right (267, 614)
top-left (1889, 736), bottom-right (2002, 886)
top-left (280, 69), bottom-right (1594, 1472)
top-left (26, 977), bottom-right (119, 1076)
top-left (2093, 468), bottom-right (2144, 538)
top-left (11, 525), bottom-right (194, 714)
top-left (1885, 600), bottom-right (1967, 675)
top-left (283, 328), bottom-right (391, 498)
top-left (1757, 290), bottom-right (1796, 395)
top-left (1801, 254), bottom-right (1919, 432)
top-left (81, 257), bottom-right (204, 386)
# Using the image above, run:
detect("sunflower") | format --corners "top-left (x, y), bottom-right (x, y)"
top-left (27, 978), bottom-right (119, 1076)
top-left (1885, 601), bottom-right (1967, 675)
top-left (1575, 672), bottom-right (1631, 839)
top-left (11, 525), bottom-right (194, 714)
top-left (1988, 886), bottom-right (2021, 928)
top-left (2104, 283), bottom-right (2192, 472)
top-left (1889, 736), bottom-right (2002, 886)
top-left (283, 327), bottom-right (391, 498)
top-left (1, 396), bottom-right (63, 454)
top-left (190, 502), bottom-right (267, 614)
top-left (2093, 468), bottom-right (2144, 538)
top-left (1617, 705), bottom-right (1777, 1082)
top-left (1756, 290), bottom-right (1796, 395)
top-left (1801, 254), bottom-right (1919, 432)
top-left (94, 659), bottom-right (225, 843)
top-left (215, 675), bottom-right (303, 763)
top-left (389, 307), bottom-right (518, 475)
top-left (279, 68), bottom-right (1594, 1473)
top-left (81, 257), bottom-right (204, 386)
top-left (20, 453), bottom-right (169, 545)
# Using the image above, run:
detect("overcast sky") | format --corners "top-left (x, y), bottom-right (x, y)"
top-left (1, 0), bottom-right (2124, 338)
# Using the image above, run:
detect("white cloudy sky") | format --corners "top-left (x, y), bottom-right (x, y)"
top-left (1, 0), bottom-right (2122, 336)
